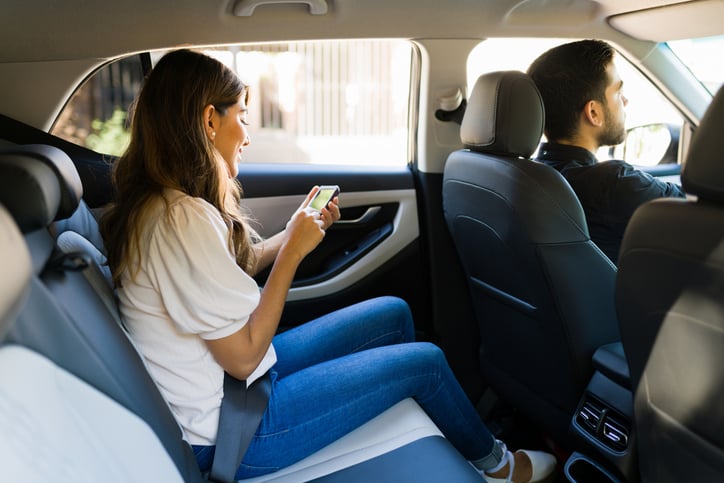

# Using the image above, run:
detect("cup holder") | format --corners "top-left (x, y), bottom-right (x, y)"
top-left (565, 452), bottom-right (621, 483)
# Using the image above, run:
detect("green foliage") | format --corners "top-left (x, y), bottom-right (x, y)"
top-left (86, 108), bottom-right (130, 156)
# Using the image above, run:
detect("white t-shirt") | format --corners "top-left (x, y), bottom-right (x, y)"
top-left (117, 189), bottom-right (276, 445)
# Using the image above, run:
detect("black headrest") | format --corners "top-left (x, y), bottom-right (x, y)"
top-left (0, 144), bottom-right (82, 233)
top-left (682, 86), bottom-right (724, 203)
top-left (461, 71), bottom-right (544, 158)
top-left (0, 204), bottom-right (32, 339)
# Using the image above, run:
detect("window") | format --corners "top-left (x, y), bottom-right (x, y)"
top-left (52, 55), bottom-right (145, 157)
top-left (466, 38), bottom-right (683, 166)
top-left (52, 40), bottom-right (413, 166)
top-left (667, 35), bottom-right (724, 95)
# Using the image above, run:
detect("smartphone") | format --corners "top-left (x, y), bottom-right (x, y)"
top-left (308, 185), bottom-right (340, 212)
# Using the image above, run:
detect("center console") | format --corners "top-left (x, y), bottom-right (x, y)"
top-left (565, 342), bottom-right (638, 482)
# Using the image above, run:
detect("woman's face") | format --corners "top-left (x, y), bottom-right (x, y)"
top-left (211, 96), bottom-right (250, 178)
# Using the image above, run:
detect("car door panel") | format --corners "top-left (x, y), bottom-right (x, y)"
top-left (244, 190), bottom-right (418, 300)
top-left (236, 164), bottom-right (430, 332)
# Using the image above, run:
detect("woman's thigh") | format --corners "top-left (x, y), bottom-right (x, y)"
top-left (272, 296), bottom-right (415, 377)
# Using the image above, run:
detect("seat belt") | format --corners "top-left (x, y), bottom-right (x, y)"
top-left (209, 371), bottom-right (272, 483)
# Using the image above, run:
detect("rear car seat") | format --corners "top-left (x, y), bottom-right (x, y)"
top-left (0, 203), bottom-right (186, 482)
top-left (0, 144), bottom-right (204, 481)
top-left (0, 143), bottom-right (482, 482)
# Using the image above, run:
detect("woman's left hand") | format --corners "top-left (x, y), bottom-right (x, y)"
top-left (319, 196), bottom-right (340, 230)
top-left (297, 186), bottom-right (340, 231)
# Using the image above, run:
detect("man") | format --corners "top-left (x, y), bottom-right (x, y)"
top-left (527, 39), bottom-right (685, 264)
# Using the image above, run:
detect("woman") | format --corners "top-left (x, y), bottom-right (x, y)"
top-left (100, 49), bottom-right (555, 482)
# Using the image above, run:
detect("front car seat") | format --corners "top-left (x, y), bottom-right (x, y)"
top-left (442, 71), bottom-right (620, 442)
top-left (616, 86), bottom-right (724, 482)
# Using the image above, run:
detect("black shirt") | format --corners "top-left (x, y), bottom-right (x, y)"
top-left (536, 142), bottom-right (685, 264)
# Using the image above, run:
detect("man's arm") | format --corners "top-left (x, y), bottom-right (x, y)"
top-left (613, 161), bottom-right (686, 217)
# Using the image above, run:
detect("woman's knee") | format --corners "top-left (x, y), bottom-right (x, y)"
top-left (374, 296), bottom-right (414, 341)
top-left (412, 341), bottom-right (447, 367)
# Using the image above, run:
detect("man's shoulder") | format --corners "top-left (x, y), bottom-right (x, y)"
top-left (595, 158), bottom-right (633, 172)
top-left (536, 142), bottom-right (597, 169)
top-left (598, 158), bottom-right (657, 179)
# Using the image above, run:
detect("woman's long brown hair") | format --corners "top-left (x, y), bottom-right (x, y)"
top-left (100, 49), bottom-right (257, 286)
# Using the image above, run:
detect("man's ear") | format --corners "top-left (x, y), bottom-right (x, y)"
top-left (203, 104), bottom-right (216, 141)
top-left (583, 100), bottom-right (604, 127)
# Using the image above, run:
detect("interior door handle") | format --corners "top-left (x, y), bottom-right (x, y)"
top-left (336, 206), bottom-right (381, 225)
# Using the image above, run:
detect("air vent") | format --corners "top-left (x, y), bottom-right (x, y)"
top-left (576, 397), bottom-right (630, 453)
top-left (601, 414), bottom-right (629, 452)
top-left (577, 399), bottom-right (604, 433)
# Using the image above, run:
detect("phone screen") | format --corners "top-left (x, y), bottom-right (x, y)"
top-left (309, 186), bottom-right (339, 211)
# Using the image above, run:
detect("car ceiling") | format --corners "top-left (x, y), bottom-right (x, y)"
top-left (0, 0), bottom-right (705, 63)
top-left (0, 0), bottom-right (720, 131)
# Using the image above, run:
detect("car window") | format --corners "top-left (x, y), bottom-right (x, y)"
top-left (52, 40), bottom-right (413, 166)
top-left (667, 35), bottom-right (724, 95)
top-left (52, 55), bottom-right (145, 157)
top-left (467, 38), bottom-right (684, 167)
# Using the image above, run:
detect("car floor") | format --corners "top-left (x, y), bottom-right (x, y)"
top-left (481, 395), bottom-right (570, 482)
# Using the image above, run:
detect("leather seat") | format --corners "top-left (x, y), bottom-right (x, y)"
top-left (442, 71), bottom-right (620, 442)
top-left (0, 144), bottom-right (204, 481)
top-left (0, 204), bottom-right (31, 334)
top-left (616, 86), bottom-right (724, 482)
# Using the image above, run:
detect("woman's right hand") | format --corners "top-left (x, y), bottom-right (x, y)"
top-left (280, 207), bottom-right (326, 263)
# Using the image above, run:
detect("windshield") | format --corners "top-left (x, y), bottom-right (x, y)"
top-left (667, 35), bottom-right (724, 95)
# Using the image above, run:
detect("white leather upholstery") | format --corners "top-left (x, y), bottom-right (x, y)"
top-left (0, 346), bottom-right (184, 483)
top-left (242, 398), bottom-right (443, 482)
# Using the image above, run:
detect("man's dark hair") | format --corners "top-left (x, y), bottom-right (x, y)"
top-left (527, 39), bottom-right (615, 141)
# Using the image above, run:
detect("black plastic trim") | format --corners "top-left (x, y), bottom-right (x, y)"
top-left (236, 163), bottom-right (414, 198)
top-left (592, 342), bottom-right (631, 390)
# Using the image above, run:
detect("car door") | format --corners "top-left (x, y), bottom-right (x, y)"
top-left (234, 162), bottom-right (430, 331)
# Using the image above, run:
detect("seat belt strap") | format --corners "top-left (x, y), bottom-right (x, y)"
top-left (209, 371), bottom-right (272, 483)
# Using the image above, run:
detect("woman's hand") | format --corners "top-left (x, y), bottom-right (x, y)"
top-left (319, 197), bottom-right (340, 230)
top-left (252, 187), bottom-right (340, 274)
top-left (280, 185), bottom-right (341, 263)
top-left (280, 207), bottom-right (325, 262)
top-left (297, 185), bottom-right (341, 230)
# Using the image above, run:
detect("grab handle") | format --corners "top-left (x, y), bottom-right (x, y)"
top-left (233, 0), bottom-right (328, 16)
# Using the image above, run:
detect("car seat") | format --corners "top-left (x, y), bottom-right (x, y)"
top-left (616, 86), bottom-right (724, 482)
top-left (442, 71), bottom-right (621, 443)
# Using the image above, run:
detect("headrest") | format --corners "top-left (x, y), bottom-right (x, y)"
top-left (0, 144), bottom-right (82, 233)
top-left (461, 71), bottom-right (544, 158)
top-left (681, 86), bottom-right (724, 203)
top-left (0, 204), bottom-right (32, 339)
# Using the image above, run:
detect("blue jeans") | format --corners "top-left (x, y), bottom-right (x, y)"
top-left (193, 296), bottom-right (500, 479)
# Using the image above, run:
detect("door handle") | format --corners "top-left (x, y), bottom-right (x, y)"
top-left (336, 206), bottom-right (381, 225)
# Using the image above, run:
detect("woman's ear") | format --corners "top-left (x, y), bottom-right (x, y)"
top-left (203, 104), bottom-right (217, 141)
